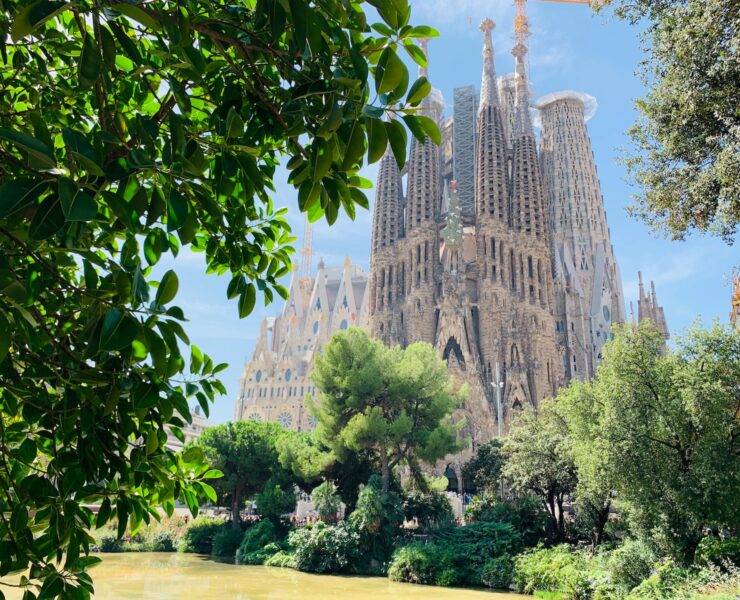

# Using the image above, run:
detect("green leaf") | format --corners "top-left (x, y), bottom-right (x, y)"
top-left (366, 118), bottom-right (388, 164)
top-left (10, 0), bottom-right (71, 41)
top-left (169, 77), bottom-right (191, 115)
top-left (59, 178), bottom-right (96, 221)
top-left (407, 25), bottom-right (440, 38)
top-left (99, 308), bottom-right (138, 352)
top-left (406, 76), bottom-right (431, 106)
top-left (202, 469), bottom-right (223, 479)
top-left (417, 115), bottom-right (441, 144)
top-left (167, 190), bottom-right (188, 231)
top-left (111, 3), bottom-right (161, 30)
top-left (225, 106), bottom-right (244, 139)
top-left (182, 446), bottom-right (202, 465)
top-left (109, 21), bottom-right (142, 65)
top-left (78, 34), bottom-right (101, 90)
top-left (0, 313), bottom-right (10, 363)
top-left (0, 178), bottom-right (48, 218)
top-left (155, 270), bottom-right (178, 306)
top-left (402, 42), bottom-right (427, 69)
top-left (238, 283), bottom-right (256, 318)
top-left (375, 47), bottom-right (404, 95)
top-left (198, 482), bottom-right (217, 503)
top-left (340, 122), bottom-right (366, 171)
top-left (402, 114), bottom-right (425, 143)
top-left (310, 139), bottom-right (333, 182)
top-left (96, 498), bottom-right (112, 529)
top-left (28, 193), bottom-right (65, 240)
top-left (100, 25), bottom-right (117, 71)
top-left (0, 128), bottom-right (55, 169)
top-left (385, 119), bottom-right (408, 169)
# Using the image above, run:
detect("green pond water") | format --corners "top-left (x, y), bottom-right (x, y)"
top-left (4, 553), bottom-right (529, 599)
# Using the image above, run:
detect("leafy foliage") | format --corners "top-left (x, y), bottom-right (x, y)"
top-left (603, 0), bottom-right (740, 242)
top-left (310, 328), bottom-right (466, 491)
top-left (388, 543), bottom-right (458, 587)
top-left (608, 539), bottom-right (659, 589)
top-left (192, 421), bottom-right (290, 527)
top-left (237, 519), bottom-right (279, 565)
top-left (255, 478), bottom-right (296, 527)
top-left (461, 438), bottom-right (505, 494)
top-left (211, 526), bottom-right (245, 558)
top-left (177, 517), bottom-right (226, 554)
top-left (465, 495), bottom-right (554, 548)
top-left (564, 322), bottom-right (739, 562)
top-left (0, 0), bottom-right (437, 594)
top-left (503, 400), bottom-right (577, 535)
top-left (402, 489), bottom-right (454, 529)
top-left (288, 521), bottom-right (361, 574)
top-left (311, 481), bottom-right (341, 522)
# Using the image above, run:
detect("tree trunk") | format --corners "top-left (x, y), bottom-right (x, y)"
top-left (556, 495), bottom-right (565, 532)
top-left (380, 448), bottom-right (390, 492)
top-left (231, 487), bottom-right (242, 529)
top-left (593, 502), bottom-right (610, 548)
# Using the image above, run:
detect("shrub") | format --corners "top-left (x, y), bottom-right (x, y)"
top-left (388, 543), bottom-right (458, 586)
top-left (288, 522), bottom-right (361, 574)
top-left (608, 539), bottom-right (658, 589)
top-left (177, 517), bottom-right (226, 554)
top-left (212, 526), bottom-right (244, 558)
top-left (349, 476), bottom-right (404, 570)
top-left (311, 481), bottom-right (341, 522)
top-left (513, 545), bottom-right (591, 596)
top-left (238, 520), bottom-right (278, 565)
top-left (466, 495), bottom-right (554, 547)
top-left (255, 479), bottom-right (296, 527)
top-left (264, 549), bottom-right (297, 568)
top-left (402, 490), bottom-right (454, 529)
top-left (695, 536), bottom-right (740, 568)
top-left (94, 529), bottom-right (124, 553)
top-left (481, 554), bottom-right (515, 590)
top-left (432, 520), bottom-right (523, 586)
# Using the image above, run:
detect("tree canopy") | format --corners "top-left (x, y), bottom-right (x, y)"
top-left (502, 400), bottom-right (577, 535)
top-left (461, 438), bottom-right (505, 495)
top-left (0, 0), bottom-right (437, 596)
top-left (604, 0), bottom-right (739, 243)
top-left (569, 322), bottom-right (740, 562)
top-left (310, 328), bottom-right (466, 491)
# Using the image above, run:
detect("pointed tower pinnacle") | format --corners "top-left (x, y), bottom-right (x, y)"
top-left (418, 38), bottom-right (429, 79)
top-left (479, 18), bottom-right (500, 109)
top-left (512, 43), bottom-right (534, 137)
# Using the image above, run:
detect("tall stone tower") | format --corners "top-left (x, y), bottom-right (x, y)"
top-left (368, 21), bottom-right (563, 452)
top-left (535, 91), bottom-right (626, 378)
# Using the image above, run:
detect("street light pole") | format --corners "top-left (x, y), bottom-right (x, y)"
top-left (492, 362), bottom-right (505, 499)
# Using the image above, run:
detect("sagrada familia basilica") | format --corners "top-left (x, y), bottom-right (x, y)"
top-left (234, 19), bottom-right (669, 459)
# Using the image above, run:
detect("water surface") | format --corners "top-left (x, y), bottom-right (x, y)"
top-left (6, 553), bottom-right (528, 599)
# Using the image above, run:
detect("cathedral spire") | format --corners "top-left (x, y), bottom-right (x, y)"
top-left (479, 18), bottom-right (500, 109)
top-left (512, 43), bottom-right (534, 137)
top-left (370, 148), bottom-right (404, 256)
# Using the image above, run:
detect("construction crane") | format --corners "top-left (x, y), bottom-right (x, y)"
top-left (298, 216), bottom-right (313, 292)
top-left (513, 0), bottom-right (591, 48)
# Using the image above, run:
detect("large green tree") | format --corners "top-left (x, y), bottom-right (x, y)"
top-left (579, 322), bottom-right (740, 562)
top-left (0, 0), bottom-right (437, 596)
top-left (604, 0), bottom-right (739, 242)
top-left (192, 420), bottom-right (291, 528)
top-left (310, 328), bottom-right (466, 492)
top-left (502, 400), bottom-right (577, 535)
top-left (461, 438), bottom-right (505, 495)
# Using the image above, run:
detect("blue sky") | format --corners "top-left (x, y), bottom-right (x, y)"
top-left (168, 0), bottom-right (738, 425)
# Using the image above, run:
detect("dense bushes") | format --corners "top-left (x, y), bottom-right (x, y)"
top-left (238, 520), bottom-right (280, 565)
top-left (92, 517), bottom-right (189, 553)
top-left (212, 527), bottom-right (245, 558)
top-left (402, 490), bottom-right (454, 529)
top-left (695, 536), bottom-right (740, 568)
top-left (177, 517), bottom-right (226, 554)
top-left (288, 522), bottom-right (361, 574)
top-left (466, 495), bottom-right (554, 547)
top-left (608, 539), bottom-right (658, 589)
top-left (512, 545), bottom-right (605, 598)
top-left (388, 543), bottom-right (458, 586)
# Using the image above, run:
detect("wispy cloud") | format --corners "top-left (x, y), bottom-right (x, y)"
top-left (623, 250), bottom-right (702, 302)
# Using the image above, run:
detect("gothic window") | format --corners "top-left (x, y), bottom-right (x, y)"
top-left (528, 256), bottom-right (534, 278)
top-left (340, 319), bottom-right (348, 330)
top-left (511, 345), bottom-right (520, 367)
top-left (491, 237), bottom-right (496, 259)
top-left (248, 412), bottom-right (262, 422)
top-left (277, 412), bottom-right (293, 428)
top-left (342, 296), bottom-right (348, 309)
top-left (316, 297), bottom-right (322, 309)
top-left (285, 369), bottom-right (292, 381)
top-left (313, 321), bottom-right (319, 334)
top-left (255, 370), bottom-right (262, 382)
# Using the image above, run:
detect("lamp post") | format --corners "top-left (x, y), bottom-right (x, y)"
top-left (491, 362), bottom-right (505, 499)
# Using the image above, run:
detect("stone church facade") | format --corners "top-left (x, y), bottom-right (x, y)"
top-left (234, 258), bottom-right (369, 430)
top-left (368, 20), bottom-right (631, 458)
